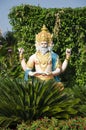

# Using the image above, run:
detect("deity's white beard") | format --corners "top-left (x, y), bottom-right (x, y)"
top-left (40, 47), bottom-right (49, 54)
top-left (36, 46), bottom-right (53, 55)
top-left (37, 47), bottom-right (49, 54)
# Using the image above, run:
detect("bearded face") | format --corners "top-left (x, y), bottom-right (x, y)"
top-left (35, 42), bottom-right (53, 55)
top-left (39, 46), bottom-right (49, 54)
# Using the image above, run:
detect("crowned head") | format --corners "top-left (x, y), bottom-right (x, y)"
top-left (35, 25), bottom-right (53, 47)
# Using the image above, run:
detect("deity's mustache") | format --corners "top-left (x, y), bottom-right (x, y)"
top-left (39, 47), bottom-right (49, 54)
top-left (36, 46), bottom-right (53, 54)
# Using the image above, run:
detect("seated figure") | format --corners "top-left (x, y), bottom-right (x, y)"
top-left (18, 25), bottom-right (71, 85)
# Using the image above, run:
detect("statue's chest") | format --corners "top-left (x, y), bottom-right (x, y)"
top-left (35, 52), bottom-right (52, 71)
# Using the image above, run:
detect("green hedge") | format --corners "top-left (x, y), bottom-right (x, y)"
top-left (0, 5), bottom-right (85, 87)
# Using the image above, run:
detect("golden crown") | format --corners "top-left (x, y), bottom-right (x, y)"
top-left (35, 25), bottom-right (53, 46)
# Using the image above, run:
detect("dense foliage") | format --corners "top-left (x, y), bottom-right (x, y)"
top-left (0, 4), bottom-right (86, 129)
top-left (0, 32), bottom-right (23, 78)
top-left (0, 78), bottom-right (79, 128)
top-left (17, 116), bottom-right (86, 130)
top-left (72, 84), bottom-right (86, 116)
top-left (8, 5), bottom-right (86, 87)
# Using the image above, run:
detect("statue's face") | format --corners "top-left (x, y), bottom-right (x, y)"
top-left (40, 42), bottom-right (48, 48)
top-left (35, 42), bottom-right (53, 54)
top-left (37, 42), bottom-right (49, 55)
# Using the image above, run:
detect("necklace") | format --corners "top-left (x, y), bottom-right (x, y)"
top-left (36, 51), bottom-right (51, 71)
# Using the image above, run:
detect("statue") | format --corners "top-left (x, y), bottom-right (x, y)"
top-left (18, 25), bottom-right (71, 89)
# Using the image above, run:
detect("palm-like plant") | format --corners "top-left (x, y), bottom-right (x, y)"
top-left (72, 85), bottom-right (86, 116)
top-left (0, 78), bottom-right (79, 128)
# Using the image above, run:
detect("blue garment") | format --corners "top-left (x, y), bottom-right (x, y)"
top-left (24, 69), bottom-right (31, 81)
top-left (24, 51), bottom-right (60, 82)
top-left (51, 52), bottom-right (60, 82)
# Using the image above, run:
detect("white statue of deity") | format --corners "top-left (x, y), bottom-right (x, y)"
top-left (18, 25), bottom-right (71, 88)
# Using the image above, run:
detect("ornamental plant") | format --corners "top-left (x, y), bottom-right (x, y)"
top-left (0, 78), bottom-right (79, 128)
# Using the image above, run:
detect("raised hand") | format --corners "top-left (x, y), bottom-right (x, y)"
top-left (18, 48), bottom-right (24, 54)
top-left (66, 48), bottom-right (71, 60)
top-left (18, 48), bottom-right (24, 60)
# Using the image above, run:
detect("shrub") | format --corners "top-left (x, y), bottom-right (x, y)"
top-left (0, 78), bottom-right (79, 128)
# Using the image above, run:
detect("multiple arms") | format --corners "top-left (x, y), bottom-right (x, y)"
top-left (18, 48), bottom-right (71, 77)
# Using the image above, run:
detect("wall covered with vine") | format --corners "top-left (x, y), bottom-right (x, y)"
top-left (1, 5), bottom-right (86, 87)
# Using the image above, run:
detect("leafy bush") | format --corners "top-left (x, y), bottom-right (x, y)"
top-left (17, 116), bottom-right (86, 130)
top-left (8, 5), bottom-right (86, 88)
top-left (0, 78), bottom-right (79, 128)
top-left (72, 85), bottom-right (86, 116)
top-left (0, 31), bottom-right (24, 79)
top-left (0, 5), bottom-right (86, 88)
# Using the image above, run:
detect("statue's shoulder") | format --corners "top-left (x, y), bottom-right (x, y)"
top-left (29, 53), bottom-right (36, 59)
top-left (51, 51), bottom-right (59, 59)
